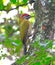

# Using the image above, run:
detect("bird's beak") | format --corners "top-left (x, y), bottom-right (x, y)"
top-left (26, 15), bottom-right (31, 19)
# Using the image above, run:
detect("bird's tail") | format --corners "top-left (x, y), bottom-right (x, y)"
top-left (22, 37), bottom-right (27, 55)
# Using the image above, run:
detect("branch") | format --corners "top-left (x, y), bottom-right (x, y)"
top-left (0, 3), bottom-right (28, 12)
top-left (8, 3), bottom-right (28, 11)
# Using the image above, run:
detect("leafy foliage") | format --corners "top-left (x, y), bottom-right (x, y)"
top-left (15, 40), bottom-right (53, 65)
top-left (0, 0), bottom-right (28, 11)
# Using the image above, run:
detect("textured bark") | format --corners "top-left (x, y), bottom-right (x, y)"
top-left (33, 0), bottom-right (55, 41)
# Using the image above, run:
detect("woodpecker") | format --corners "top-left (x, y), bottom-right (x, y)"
top-left (19, 13), bottom-right (31, 55)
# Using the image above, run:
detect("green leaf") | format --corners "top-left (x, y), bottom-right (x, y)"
top-left (13, 39), bottom-right (22, 53)
top-left (23, 0), bottom-right (28, 3)
top-left (28, 56), bottom-right (36, 65)
top-left (5, 3), bottom-right (11, 12)
top-left (0, 5), bottom-right (4, 10)
top-left (16, 55), bottom-right (26, 64)
top-left (16, 0), bottom-right (19, 6)
top-left (31, 40), bottom-right (40, 48)
top-left (4, 38), bottom-right (14, 48)
top-left (0, 56), bottom-right (2, 60)
top-left (0, 53), bottom-right (7, 60)
top-left (0, 42), bottom-right (1, 44)
top-left (13, 39), bottom-right (22, 46)
top-left (33, 62), bottom-right (41, 65)
top-left (10, 0), bottom-right (16, 4)
top-left (46, 40), bottom-right (53, 49)
top-left (45, 57), bottom-right (51, 65)
top-left (0, 0), bottom-right (4, 10)
top-left (4, 24), bottom-right (13, 37)
top-left (52, 55), bottom-right (55, 61)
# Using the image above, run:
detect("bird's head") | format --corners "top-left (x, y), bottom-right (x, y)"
top-left (20, 13), bottom-right (31, 20)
